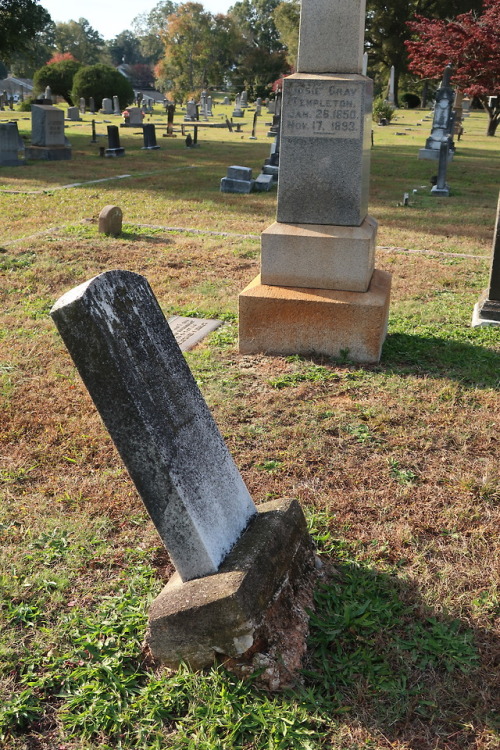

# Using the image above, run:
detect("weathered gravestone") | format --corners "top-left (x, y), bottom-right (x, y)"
top-left (26, 105), bottom-right (72, 160)
top-left (232, 94), bottom-right (243, 118)
top-left (113, 95), bottom-right (121, 115)
top-left (185, 100), bottom-right (197, 120)
top-left (0, 122), bottom-right (25, 166)
top-left (123, 107), bottom-right (143, 126)
top-left (419, 65), bottom-right (455, 161)
top-left (98, 205), bottom-right (122, 236)
top-left (472, 193), bottom-right (500, 327)
top-left (51, 271), bottom-right (315, 680)
top-left (79, 97), bottom-right (86, 114)
top-left (238, 0), bottom-right (391, 363)
top-left (221, 165), bottom-right (254, 193)
top-left (89, 96), bottom-right (95, 114)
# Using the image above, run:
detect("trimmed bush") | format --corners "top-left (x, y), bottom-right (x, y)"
top-left (401, 92), bottom-right (421, 109)
top-left (33, 61), bottom-right (83, 104)
top-left (71, 64), bottom-right (134, 111)
top-left (372, 96), bottom-right (396, 123)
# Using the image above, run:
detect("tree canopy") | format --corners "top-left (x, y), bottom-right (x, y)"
top-left (71, 63), bottom-right (133, 110)
top-left (406, 0), bottom-right (500, 135)
top-left (0, 0), bottom-right (51, 62)
top-left (53, 18), bottom-right (105, 65)
top-left (33, 58), bottom-right (82, 103)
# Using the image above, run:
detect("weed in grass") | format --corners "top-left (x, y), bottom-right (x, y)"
top-left (269, 357), bottom-right (340, 389)
top-left (388, 458), bottom-right (418, 486)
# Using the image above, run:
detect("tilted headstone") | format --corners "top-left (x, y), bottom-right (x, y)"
top-left (0, 122), bottom-right (25, 166)
top-left (419, 65), bottom-right (455, 161)
top-left (472, 193), bottom-right (500, 327)
top-left (50, 270), bottom-right (257, 581)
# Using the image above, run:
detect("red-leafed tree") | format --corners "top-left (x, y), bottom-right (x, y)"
top-left (406, 0), bottom-right (500, 136)
top-left (47, 52), bottom-right (77, 64)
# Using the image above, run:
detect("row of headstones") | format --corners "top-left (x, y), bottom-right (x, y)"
top-left (0, 90), bottom-right (17, 110)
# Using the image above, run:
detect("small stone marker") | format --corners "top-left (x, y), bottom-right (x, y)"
top-left (66, 106), bottom-right (81, 121)
top-left (101, 98), bottom-right (113, 115)
top-left (98, 205), bottom-right (122, 236)
top-left (472, 193), bottom-right (500, 327)
top-left (50, 271), bottom-right (257, 582)
top-left (168, 315), bottom-right (222, 351)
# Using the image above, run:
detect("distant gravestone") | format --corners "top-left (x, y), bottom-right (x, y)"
top-left (185, 100), bottom-right (197, 120)
top-left (105, 125), bottom-right (124, 157)
top-left (101, 98), bottom-right (113, 114)
top-left (44, 85), bottom-right (52, 102)
top-left (113, 95), bottom-right (120, 115)
top-left (89, 96), bottom-right (95, 114)
top-left (27, 105), bottom-right (71, 160)
top-left (66, 106), bottom-right (81, 121)
top-left (472, 193), bottom-right (500, 327)
top-left (419, 65), bottom-right (455, 161)
top-left (223, 96), bottom-right (229, 106)
top-left (0, 122), bottom-right (25, 166)
top-left (142, 123), bottom-right (160, 149)
top-left (98, 205), bottom-right (123, 236)
top-left (232, 94), bottom-right (243, 118)
top-left (240, 90), bottom-right (248, 108)
top-left (221, 165), bottom-right (254, 193)
top-left (79, 97), bottom-right (86, 114)
top-left (206, 95), bottom-right (213, 116)
top-left (124, 107), bottom-right (142, 126)
top-left (50, 270), bottom-right (257, 582)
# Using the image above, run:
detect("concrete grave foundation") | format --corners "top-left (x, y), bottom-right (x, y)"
top-left (146, 498), bottom-right (316, 687)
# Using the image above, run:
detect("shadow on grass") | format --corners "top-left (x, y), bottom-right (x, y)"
top-left (380, 332), bottom-right (500, 388)
top-left (297, 560), bottom-right (499, 746)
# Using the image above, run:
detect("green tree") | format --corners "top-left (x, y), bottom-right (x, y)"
top-left (6, 22), bottom-right (54, 77)
top-left (273, 0), bottom-right (299, 68)
top-left (228, 0), bottom-right (289, 93)
top-left (53, 18), bottom-right (105, 65)
top-left (106, 31), bottom-right (145, 66)
top-left (71, 63), bottom-right (133, 110)
top-left (33, 58), bottom-right (82, 103)
top-left (156, 3), bottom-right (241, 99)
top-left (0, 0), bottom-right (52, 63)
top-left (132, 0), bottom-right (178, 64)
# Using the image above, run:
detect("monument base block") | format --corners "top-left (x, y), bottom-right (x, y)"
top-left (145, 499), bottom-right (316, 688)
top-left (238, 269), bottom-right (391, 363)
top-left (25, 146), bottom-right (71, 161)
top-left (471, 293), bottom-right (500, 328)
top-left (261, 217), bottom-right (377, 292)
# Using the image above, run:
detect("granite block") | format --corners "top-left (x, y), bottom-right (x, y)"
top-left (277, 73), bottom-right (372, 226)
top-left (254, 174), bottom-right (275, 191)
top-left (227, 165), bottom-right (252, 180)
top-left (261, 217), bottom-right (377, 291)
top-left (31, 104), bottom-right (66, 147)
top-left (221, 177), bottom-right (254, 193)
top-left (239, 270), bottom-right (391, 363)
top-left (297, 0), bottom-right (366, 74)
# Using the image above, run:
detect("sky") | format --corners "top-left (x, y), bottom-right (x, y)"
top-left (40, 0), bottom-right (234, 40)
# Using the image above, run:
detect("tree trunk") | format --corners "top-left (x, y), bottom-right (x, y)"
top-left (487, 117), bottom-right (499, 136)
top-left (481, 98), bottom-right (499, 136)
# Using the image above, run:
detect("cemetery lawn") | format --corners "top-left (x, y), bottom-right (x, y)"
top-left (0, 104), bottom-right (499, 749)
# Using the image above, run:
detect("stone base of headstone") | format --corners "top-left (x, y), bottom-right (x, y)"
top-left (418, 147), bottom-right (454, 162)
top-left (239, 270), bottom-right (391, 363)
top-left (25, 146), bottom-right (71, 161)
top-left (261, 217), bottom-right (376, 292)
top-left (105, 147), bottom-right (125, 157)
top-left (430, 184), bottom-right (450, 197)
top-left (262, 164), bottom-right (279, 182)
top-left (232, 109), bottom-right (244, 118)
top-left (145, 498), bottom-right (316, 688)
top-left (221, 178), bottom-right (254, 193)
top-left (0, 156), bottom-right (25, 166)
top-left (471, 292), bottom-right (500, 327)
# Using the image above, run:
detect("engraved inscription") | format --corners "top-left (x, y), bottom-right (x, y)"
top-left (283, 83), bottom-right (362, 139)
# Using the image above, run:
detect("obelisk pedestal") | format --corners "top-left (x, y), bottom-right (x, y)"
top-left (238, 0), bottom-right (391, 363)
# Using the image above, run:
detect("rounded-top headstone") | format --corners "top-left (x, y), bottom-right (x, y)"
top-left (98, 205), bottom-right (123, 237)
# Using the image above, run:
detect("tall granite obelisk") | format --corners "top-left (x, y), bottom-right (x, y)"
top-left (239, 0), bottom-right (391, 363)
